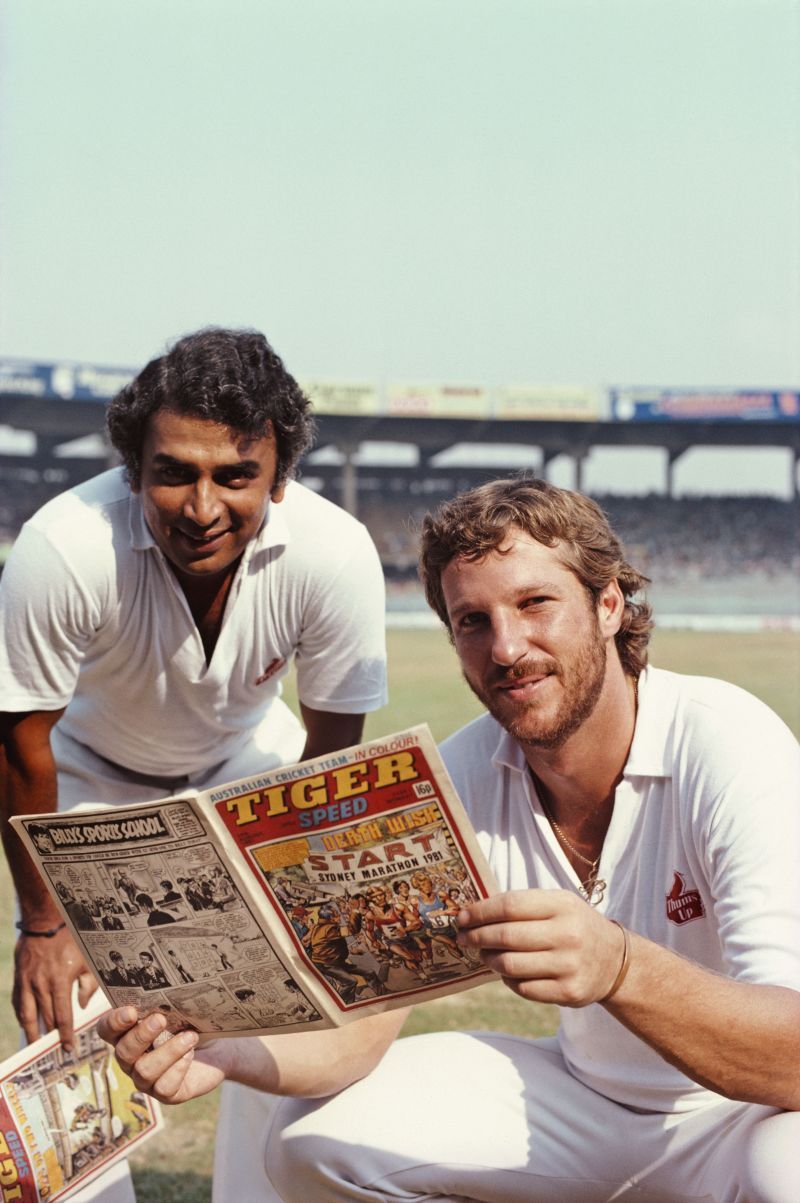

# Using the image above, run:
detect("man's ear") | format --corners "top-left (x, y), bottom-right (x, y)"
top-left (597, 579), bottom-right (625, 638)
top-left (271, 481), bottom-right (286, 503)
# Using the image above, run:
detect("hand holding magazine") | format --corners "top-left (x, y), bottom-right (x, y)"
top-left (11, 726), bottom-right (498, 1040)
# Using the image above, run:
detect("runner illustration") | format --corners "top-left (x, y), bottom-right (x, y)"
top-left (366, 884), bottom-right (432, 983)
top-left (410, 871), bottom-right (471, 965)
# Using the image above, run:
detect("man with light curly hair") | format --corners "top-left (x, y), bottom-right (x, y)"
top-left (100, 477), bottom-right (799, 1203)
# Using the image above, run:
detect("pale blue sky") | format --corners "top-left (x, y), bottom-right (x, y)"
top-left (1, 0), bottom-right (798, 494)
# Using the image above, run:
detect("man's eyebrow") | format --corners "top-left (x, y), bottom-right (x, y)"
top-left (447, 581), bottom-right (562, 620)
top-left (215, 458), bottom-right (262, 472)
top-left (150, 453), bottom-right (262, 471)
top-left (150, 453), bottom-right (189, 466)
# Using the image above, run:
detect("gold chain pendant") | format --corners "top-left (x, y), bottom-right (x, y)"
top-left (581, 874), bottom-right (607, 905)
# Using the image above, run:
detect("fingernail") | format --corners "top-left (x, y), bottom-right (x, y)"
top-left (145, 1015), bottom-right (164, 1035)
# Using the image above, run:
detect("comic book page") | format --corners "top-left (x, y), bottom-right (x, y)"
top-left (0, 993), bottom-right (161, 1202)
top-left (11, 726), bottom-right (498, 1035)
top-left (206, 724), bottom-right (499, 1021)
top-left (10, 798), bottom-right (330, 1038)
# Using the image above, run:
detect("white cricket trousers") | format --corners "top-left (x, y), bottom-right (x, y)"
top-left (264, 1033), bottom-right (800, 1203)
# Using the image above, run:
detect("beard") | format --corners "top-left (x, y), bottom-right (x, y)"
top-left (463, 620), bottom-right (608, 751)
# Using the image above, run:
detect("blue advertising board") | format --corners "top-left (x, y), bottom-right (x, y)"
top-left (0, 359), bottom-right (135, 403)
top-left (611, 388), bottom-right (800, 423)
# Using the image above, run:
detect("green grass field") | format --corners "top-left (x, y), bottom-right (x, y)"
top-left (1, 626), bottom-right (797, 1200)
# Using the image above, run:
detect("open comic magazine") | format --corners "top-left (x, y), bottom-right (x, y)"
top-left (0, 992), bottom-right (162, 1202)
top-left (11, 726), bottom-right (499, 1039)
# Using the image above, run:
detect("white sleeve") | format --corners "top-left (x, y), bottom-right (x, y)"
top-left (697, 711), bottom-right (800, 992)
top-left (293, 525), bottom-right (388, 715)
top-left (0, 524), bottom-right (103, 711)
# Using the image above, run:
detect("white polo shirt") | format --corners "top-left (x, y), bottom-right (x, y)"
top-left (0, 469), bottom-right (387, 778)
top-left (440, 667), bottom-right (800, 1112)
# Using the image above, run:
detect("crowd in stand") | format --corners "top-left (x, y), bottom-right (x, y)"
top-left (361, 490), bottom-right (799, 585)
top-left (597, 495), bottom-right (799, 583)
top-left (1, 471), bottom-right (798, 587)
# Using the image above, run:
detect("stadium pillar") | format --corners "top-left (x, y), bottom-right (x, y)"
top-left (573, 449), bottom-right (588, 492)
top-left (418, 446), bottom-right (450, 469)
top-left (35, 434), bottom-right (61, 464)
top-left (340, 443), bottom-right (359, 517)
top-left (666, 446), bottom-right (688, 499)
top-left (540, 447), bottom-right (560, 482)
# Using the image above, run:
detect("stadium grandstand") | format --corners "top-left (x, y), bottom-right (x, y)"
top-left (1, 358), bottom-right (798, 626)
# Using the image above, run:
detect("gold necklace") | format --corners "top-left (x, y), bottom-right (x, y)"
top-left (536, 675), bottom-right (639, 907)
top-left (538, 793), bottom-right (607, 905)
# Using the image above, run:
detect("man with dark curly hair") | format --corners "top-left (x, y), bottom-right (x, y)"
top-left (0, 326), bottom-right (387, 1202)
top-left (100, 477), bottom-right (799, 1202)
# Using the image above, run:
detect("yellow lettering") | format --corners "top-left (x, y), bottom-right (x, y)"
top-left (0, 1156), bottom-right (19, 1187)
top-left (290, 775), bottom-right (327, 809)
top-left (405, 804), bottom-right (439, 829)
top-left (226, 784), bottom-right (293, 824)
top-left (226, 793), bottom-right (261, 825)
top-left (262, 784), bottom-right (291, 818)
top-left (331, 762), bottom-right (369, 801)
top-left (373, 751), bottom-right (417, 789)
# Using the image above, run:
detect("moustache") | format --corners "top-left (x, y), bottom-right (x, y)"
top-left (489, 658), bottom-right (559, 687)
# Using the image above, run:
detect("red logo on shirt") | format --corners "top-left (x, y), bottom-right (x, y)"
top-left (255, 658), bottom-right (285, 686)
top-left (665, 871), bottom-right (706, 925)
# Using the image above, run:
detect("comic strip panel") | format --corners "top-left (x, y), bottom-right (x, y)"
top-left (167, 965), bottom-right (321, 1034)
top-left (41, 847), bottom-right (238, 932)
top-left (86, 912), bottom-right (321, 1035)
